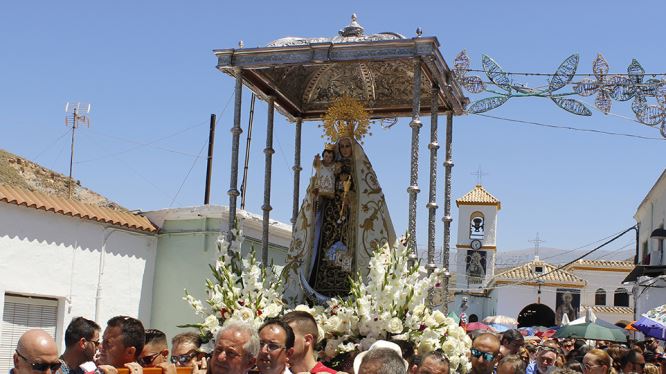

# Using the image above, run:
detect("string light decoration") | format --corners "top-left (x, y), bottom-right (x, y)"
top-left (320, 96), bottom-right (371, 143)
top-left (453, 50), bottom-right (666, 137)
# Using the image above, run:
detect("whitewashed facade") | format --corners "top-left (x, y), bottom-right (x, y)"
top-left (0, 198), bottom-right (157, 370)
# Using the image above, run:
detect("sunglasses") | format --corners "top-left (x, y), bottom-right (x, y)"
top-left (16, 350), bottom-right (62, 372)
top-left (470, 348), bottom-right (496, 361)
top-left (170, 351), bottom-right (198, 365)
top-left (139, 352), bottom-right (163, 366)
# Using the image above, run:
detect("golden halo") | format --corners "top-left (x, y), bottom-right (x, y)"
top-left (321, 96), bottom-right (371, 143)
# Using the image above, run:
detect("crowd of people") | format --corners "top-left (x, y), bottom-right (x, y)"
top-left (8, 313), bottom-right (666, 374)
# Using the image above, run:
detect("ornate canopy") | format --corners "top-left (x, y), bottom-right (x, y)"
top-left (213, 15), bottom-right (468, 122)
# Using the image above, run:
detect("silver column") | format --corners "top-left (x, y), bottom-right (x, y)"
top-left (227, 68), bottom-right (243, 235)
top-left (407, 59), bottom-right (422, 255)
top-left (442, 111), bottom-right (454, 314)
top-left (262, 97), bottom-right (275, 267)
top-left (291, 118), bottom-right (303, 229)
top-left (426, 84), bottom-right (439, 275)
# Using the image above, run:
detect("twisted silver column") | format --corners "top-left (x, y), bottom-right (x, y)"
top-left (262, 97), bottom-right (275, 267)
top-left (407, 59), bottom-right (422, 256)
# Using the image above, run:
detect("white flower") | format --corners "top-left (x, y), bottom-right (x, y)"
top-left (263, 303), bottom-right (281, 318)
top-left (203, 315), bottom-right (219, 332)
top-left (337, 341), bottom-right (356, 353)
top-left (387, 317), bottom-right (403, 334)
top-left (432, 310), bottom-right (447, 324)
top-left (234, 307), bottom-right (254, 323)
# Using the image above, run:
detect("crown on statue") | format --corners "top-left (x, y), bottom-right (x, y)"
top-left (320, 96), bottom-right (371, 143)
top-left (324, 143), bottom-right (336, 151)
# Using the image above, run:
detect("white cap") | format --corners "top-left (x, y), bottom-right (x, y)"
top-left (352, 340), bottom-right (407, 374)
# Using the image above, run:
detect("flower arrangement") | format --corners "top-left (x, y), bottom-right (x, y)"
top-left (184, 229), bottom-right (470, 372)
top-left (290, 238), bottom-right (472, 373)
top-left (181, 227), bottom-right (285, 348)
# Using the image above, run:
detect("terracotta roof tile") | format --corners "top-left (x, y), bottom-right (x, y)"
top-left (456, 185), bottom-right (501, 209)
top-left (567, 259), bottom-right (634, 271)
top-left (0, 185), bottom-right (157, 233)
top-left (492, 259), bottom-right (586, 287)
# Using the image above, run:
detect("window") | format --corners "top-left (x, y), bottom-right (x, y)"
top-left (0, 294), bottom-right (58, 373)
top-left (614, 288), bottom-right (629, 307)
top-left (470, 212), bottom-right (485, 240)
top-left (595, 288), bottom-right (606, 306)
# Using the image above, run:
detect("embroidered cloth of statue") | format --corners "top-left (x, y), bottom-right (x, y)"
top-left (285, 135), bottom-right (396, 302)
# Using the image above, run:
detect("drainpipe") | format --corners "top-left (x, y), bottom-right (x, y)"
top-left (94, 227), bottom-right (154, 323)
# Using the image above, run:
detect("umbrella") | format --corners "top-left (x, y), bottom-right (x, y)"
top-left (625, 321), bottom-right (638, 331)
top-left (555, 322), bottom-right (627, 342)
top-left (536, 329), bottom-right (557, 339)
top-left (489, 323), bottom-right (510, 332)
top-left (483, 315), bottom-right (518, 326)
top-left (466, 322), bottom-right (495, 332)
top-left (632, 304), bottom-right (666, 340)
top-left (633, 316), bottom-right (666, 340)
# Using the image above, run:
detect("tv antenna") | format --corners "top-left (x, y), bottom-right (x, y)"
top-left (64, 102), bottom-right (91, 198)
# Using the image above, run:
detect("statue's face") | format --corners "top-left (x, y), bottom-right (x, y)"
top-left (339, 138), bottom-right (352, 158)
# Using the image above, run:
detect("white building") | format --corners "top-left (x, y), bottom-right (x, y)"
top-left (0, 185), bottom-right (158, 372)
top-left (142, 205), bottom-right (291, 341)
top-left (453, 183), bottom-right (634, 326)
top-left (625, 169), bottom-right (666, 321)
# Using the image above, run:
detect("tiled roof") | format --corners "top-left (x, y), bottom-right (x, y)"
top-left (492, 259), bottom-right (586, 287)
top-left (585, 305), bottom-right (633, 315)
top-left (456, 185), bottom-right (501, 209)
top-left (0, 185), bottom-right (157, 233)
top-left (567, 259), bottom-right (634, 271)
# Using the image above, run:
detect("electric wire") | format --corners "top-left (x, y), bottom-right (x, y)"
top-left (168, 140), bottom-right (208, 207)
top-left (77, 91), bottom-right (235, 164)
top-left (462, 68), bottom-right (666, 78)
top-left (475, 225), bottom-right (638, 292)
top-left (33, 128), bottom-right (71, 162)
top-left (473, 113), bottom-right (665, 141)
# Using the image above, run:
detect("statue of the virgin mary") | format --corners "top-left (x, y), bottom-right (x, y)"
top-left (284, 97), bottom-right (396, 303)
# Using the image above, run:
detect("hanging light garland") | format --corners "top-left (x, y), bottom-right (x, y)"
top-left (453, 50), bottom-right (666, 137)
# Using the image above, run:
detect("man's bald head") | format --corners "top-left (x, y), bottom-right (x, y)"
top-left (14, 329), bottom-right (59, 374)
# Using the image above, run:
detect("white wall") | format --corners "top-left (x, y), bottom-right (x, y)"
top-left (636, 171), bottom-right (666, 265)
top-left (0, 203), bottom-right (157, 349)
top-left (495, 285), bottom-right (547, 320)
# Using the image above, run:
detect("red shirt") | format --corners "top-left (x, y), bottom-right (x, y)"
top-left (310, 362), bottom-right (336, 374)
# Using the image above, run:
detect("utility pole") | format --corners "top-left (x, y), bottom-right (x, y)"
top-left (64, 103), bottom-right (91, 198)
top-left (204, 114), bottom-right (217, 204)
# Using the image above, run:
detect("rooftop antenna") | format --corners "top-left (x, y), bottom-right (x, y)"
top-left (64, 102), bottom-right (91, 198)
top-left (529, 232), bottom-right (545, 260)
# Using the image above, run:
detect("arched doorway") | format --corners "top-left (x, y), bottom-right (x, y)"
top-left (518, 303), bottom-right (556, 327)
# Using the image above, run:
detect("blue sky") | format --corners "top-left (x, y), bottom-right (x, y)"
top-left (2, 1), bottom-right (663, 258)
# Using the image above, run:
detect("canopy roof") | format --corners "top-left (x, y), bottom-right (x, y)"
top-left (213, 15), bottom-right (468, 122)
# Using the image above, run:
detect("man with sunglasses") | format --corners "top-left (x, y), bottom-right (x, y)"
top-left (171, 332), bottom-right (205, 369)
top-left (526, 346), bottom-right (558, 374)
top-left (139, 329), bottom-right (170, 368)
top-left (12, 329), bottom-right (61, 374)
top-left (256, 320), bottom-right (294, 374)
top-left (470, 333), bottom-right (500, 374)
top-left (59, 317), bottom-right (101, 374)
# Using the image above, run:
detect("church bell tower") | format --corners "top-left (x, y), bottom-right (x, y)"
top-left (455, 184), bottom-right (501, 289)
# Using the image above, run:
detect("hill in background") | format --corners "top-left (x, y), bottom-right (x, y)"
top-left (0, 149), bottom-right (126, 210)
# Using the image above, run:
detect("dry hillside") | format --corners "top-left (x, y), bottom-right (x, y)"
top-left (0, 149), bottom-right (126, 210)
